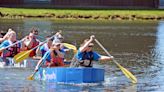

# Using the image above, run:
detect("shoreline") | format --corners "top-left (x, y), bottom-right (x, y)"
top-left (0, 7), bottom-right (164, 20)
top-left (1, 13), bottom-right (164, 21)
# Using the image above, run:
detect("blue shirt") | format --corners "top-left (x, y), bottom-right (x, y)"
top-left (0, 40), bottom-right (21, 49)
top-left (75, 50), bottom-right (101, 61)
top-left (0, 40), bottom-right (21, 57)
top-left (40, 44), bottom-right (49, 57)
top-left (0, 40), bottom-right (10, 48)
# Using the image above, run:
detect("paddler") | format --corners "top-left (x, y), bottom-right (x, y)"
top-left (34, 40), bottom-right (65, 72)
top-left (36, 35), bottom-right (54, 57)
top-left (22, 32), bottom-right (40, 57)
top-left (70, 35), bottom-right (114, 67)
top-left (0, 29), bottom-right (23, 65)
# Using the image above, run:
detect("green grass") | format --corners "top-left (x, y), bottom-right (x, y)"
top-left (0, 7), bottom-right (164, 18)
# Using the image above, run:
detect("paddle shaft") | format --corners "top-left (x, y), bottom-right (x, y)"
top-left (30, 51), bottom-right (50, 79)
top-left (94, 38), bottom-right (137, 83)
top-left (3, 39), bottom-right (25, 50)
top-left (26, 35), bottom-right (55, 53)
top-left (94, 39), bottom-right (120, 65)
top-left (30, 57), bottom-right (45, 78)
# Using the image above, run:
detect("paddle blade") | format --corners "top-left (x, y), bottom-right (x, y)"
top-left (117, 62), bottom-right (137, 83)
top-left (13, 50), bottom-right (32, 63)
top-left (27, 74), bottom-right (34, 80)
top-left (63, 43), bottom-right (77, 53)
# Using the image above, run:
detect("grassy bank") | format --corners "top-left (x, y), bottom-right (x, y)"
top-left (0, 7), bottom-right (164, 20)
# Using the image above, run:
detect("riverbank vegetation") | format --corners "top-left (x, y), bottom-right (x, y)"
top-left (0, 7), bottom-right (164, 20)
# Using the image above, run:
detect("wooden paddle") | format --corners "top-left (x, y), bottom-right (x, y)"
top-left (13, 35), bottom-right (55, 63)
top-left (94, 38), bottom-right (137, 83)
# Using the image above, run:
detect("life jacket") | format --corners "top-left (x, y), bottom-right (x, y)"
top-left (24, 37), bottom-right (39, 57)
top-left (46, 49), bottom-right (64, 67)
top-left (2, 41), bottom-right (20, 57)
top-left (79, 51), bottom-right (94, 67)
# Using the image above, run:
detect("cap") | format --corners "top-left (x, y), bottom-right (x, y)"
top-left (52, 39), bottom-right (61, 45)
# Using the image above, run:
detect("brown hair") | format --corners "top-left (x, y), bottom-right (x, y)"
top-left (80, 39), bottom-right (89, 47)
top-left (30, 27), bottom-right (38, 33)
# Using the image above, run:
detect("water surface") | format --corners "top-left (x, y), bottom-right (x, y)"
top-left (0, 19), bottom-right (163, 92)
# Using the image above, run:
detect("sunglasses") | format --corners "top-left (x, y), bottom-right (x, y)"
top-left (88, 45), bottom-right (93, 47)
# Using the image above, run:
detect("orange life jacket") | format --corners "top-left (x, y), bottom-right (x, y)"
top-left (46, 50), bottom-right (64, 67)
top-left (2, 41), bottom-right (20, 57)
top-left (24, 37), bottom-right (39, 57)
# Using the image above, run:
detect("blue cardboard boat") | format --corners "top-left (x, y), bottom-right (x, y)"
top-left (35, 67), bottom-right (105, 83)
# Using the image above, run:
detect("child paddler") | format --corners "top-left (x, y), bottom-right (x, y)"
top-left (70, 35), bottom-right (114, 67)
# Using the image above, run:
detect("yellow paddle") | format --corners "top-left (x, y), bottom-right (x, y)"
top-left (14, 50), bottom-right (33, 63)
top-left (94, 38), bottom-right (137, 83)
top-left (27, 55), bottom-right (46, 80)
top-left (63, 43), bottom-right (77, 54)
top-left (14, 35), bottom-right (55, 63)
top-left (27, 70), bottom-right (37, 80)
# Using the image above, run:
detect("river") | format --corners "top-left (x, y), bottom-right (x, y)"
top-left (0, 19), bottom-right (163, 92)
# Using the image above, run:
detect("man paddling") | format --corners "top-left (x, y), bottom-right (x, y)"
top-left (70, 35), bottom-right (114, 67)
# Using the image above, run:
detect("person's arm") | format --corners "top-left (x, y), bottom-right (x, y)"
top-left (92, 51), bottom-right (113, 61)
top-left (36, 46), bottom-right (41, 55)
top-left (25, 38), bottom-right (33, 49)
top-left (0, 32), bottom-right (9, 43)
top-left (52, 46), bottom-right (64, 58)
top-left (0, 40), bottom-right (9, 52)
top-left (99, 55), bottom-right (114, 61)
top-left (36, 43), bottom-right (44, 55)
top-left (34, 58), bottom-right (42, 72)
top-left (34, 51), bottom-right (49, 71)
top-left (79, 35), bottom-right (95, 52)
top-left (55, 49), bottom-right (64, 58)
top-left (0, 29), bottom-right (14, 42)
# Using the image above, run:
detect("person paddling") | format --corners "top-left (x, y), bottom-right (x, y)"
top-left (0, 30), bottom-right (22, 56)
top-left (70, 35), bottom-right (114, 67)
top-left (36, 35), bottom-right (53, 57)
top-left (0, 29), bottom-right (23, 65)
top-left (34, 40), bottom-right (65, 71)
top-left (22, 32), bottom-right (40, 57)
